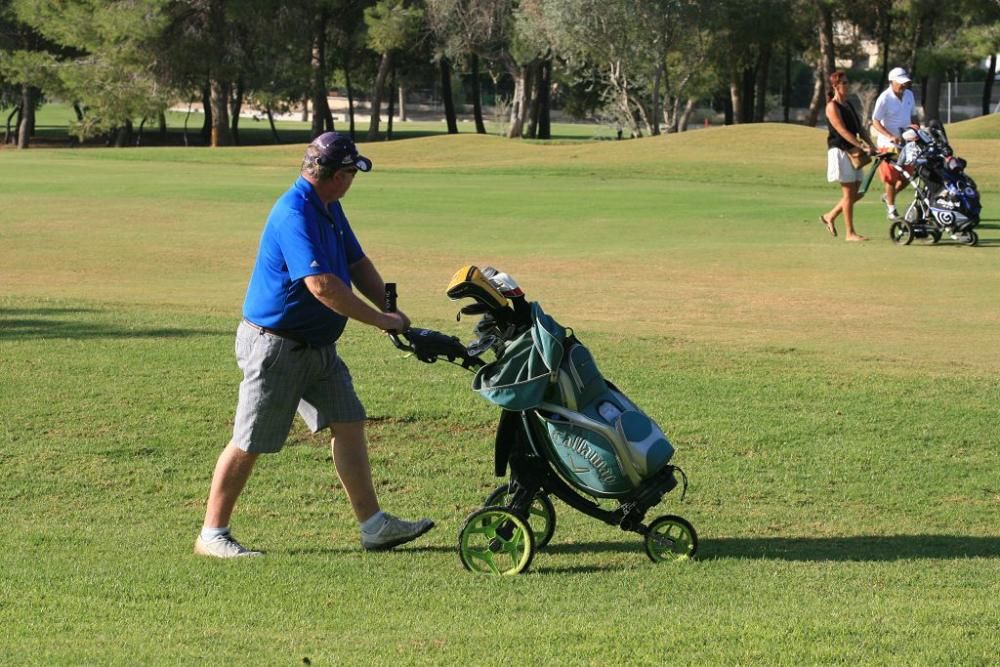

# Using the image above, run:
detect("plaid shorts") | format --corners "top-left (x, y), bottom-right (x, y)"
top-left (232, 320), bottom-right (366, 453)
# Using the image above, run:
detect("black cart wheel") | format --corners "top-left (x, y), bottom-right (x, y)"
top-left (890, 221), bottom-right (914, 245)
top-left (925, 229), bottom-right (942, 245)
top-left (484, 483), bottom-right (556, 548)
top-left (961, 230), bottom-right (979, 247)
top-left (644, 515), bottom-right (698, 563)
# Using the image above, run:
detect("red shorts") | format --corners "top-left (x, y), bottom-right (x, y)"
top-left (879, 159), bottom-right (913, 188)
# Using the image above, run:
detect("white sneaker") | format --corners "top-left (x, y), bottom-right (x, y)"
top-left (194, 533), bottom-right (263, 558)
top-left (361, 513), bottom-right (434, 551)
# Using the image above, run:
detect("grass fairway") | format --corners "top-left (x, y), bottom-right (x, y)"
top-left (1, 123), bottom-right (998, 664)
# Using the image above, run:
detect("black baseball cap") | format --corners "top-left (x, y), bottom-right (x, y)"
top-left (310, 132), bottom-right (372, 172)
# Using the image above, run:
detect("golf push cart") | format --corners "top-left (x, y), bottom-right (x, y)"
top-left (386, 266), bottom-right (697, 575)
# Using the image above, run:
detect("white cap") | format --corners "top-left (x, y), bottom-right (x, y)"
top-left (888, 67), bottom-right (911, 85)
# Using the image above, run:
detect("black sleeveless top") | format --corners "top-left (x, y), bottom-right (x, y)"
top-left (827, 99), bottom-right (860, 150)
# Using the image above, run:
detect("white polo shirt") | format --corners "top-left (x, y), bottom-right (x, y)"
top-left (872, 87), bottom-right (915, 149)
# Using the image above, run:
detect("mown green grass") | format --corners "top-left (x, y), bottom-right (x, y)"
top-left (1, 121), bottom-right (998, 665)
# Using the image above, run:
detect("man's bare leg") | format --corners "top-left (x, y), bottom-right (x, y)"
top-left (203, 441), bottom-right (260, 529)
top-left (330, 421), bottom-right (380, 522)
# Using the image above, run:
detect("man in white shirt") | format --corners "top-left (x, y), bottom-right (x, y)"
top-left (871, 67), bottom-right (917, 220)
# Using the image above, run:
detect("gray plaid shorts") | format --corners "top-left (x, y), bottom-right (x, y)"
top-left (232, 320), bottom-right (367, 453)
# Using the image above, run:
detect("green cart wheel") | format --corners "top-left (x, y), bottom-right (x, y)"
top-left (484, 483), bottom-right (557, 548)
top-left (458, 506), bottom-right (536, 576)
top-left (644, 515), bottom-right (698, 563)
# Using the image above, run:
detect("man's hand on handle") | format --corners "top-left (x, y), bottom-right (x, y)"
top-left (380, 310), bottom-right (410, 333)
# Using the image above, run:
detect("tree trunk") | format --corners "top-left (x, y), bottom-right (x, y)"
top-left (210, 78), bottom-right (232, 146)
top-left (201, 83), bottom-right (213, 145)
top-left (183, 99), bottom-right (193, 147)
top-left (907, 14), bottom-right (924, 77)
top-left (669, 95), bottom-right (683, 133)
top-left (17, 86), bottom-right (37, 149)
top-left (386, 64), bottom-right (396, 141)
top-left (525, 62), bottom-right (540, 138)
top-left (526, 62), bottom-right (542, 138)
top-left (471, 53), bottom-right (486, 134)
top-left (819, 2), bottom-right (835, 78)
top-left (662, 72), bottom-right (678, 131)
top-left (678, 98), bottom-right (696, 131)
top-left (114, 119), bottom-right (133, 148)
top-left (923, 72), bottom-right (942, 122)
top-left (723, 92), bottom-right (733, 125)
top-left (537, 59), bottom-right (551, 140)
top-left (398, 85), bottom-right (407, 122)
top-left (230, 78), bottom-right (244, 146)
top-left (783, 45), bottom-right (791, 122)
top-left (5, 105), bottom-right (20, 144)
top-left (729, 75), bottom-right (742, 125)
top-left (983, 53), bottom-right (996, 116)
top-left (651, 60), bottom-right (664, 136)
top-left (265, 107), bottom-right (282, 144)
top-left (754, 43), bottom-right (771, 122)
top-left (344, 54), bottom-right (356, 139)
top-left (158, 110), bottom-right (167, 141)
top-left (741, 65), bottom-right (755, 123)
top-left (73, 102), bottom-right (85, 122)
top-left (301, 96), bottom-right (309, 122)
top-left (877, 0), bottom-right (892, 89)
top-left (805, 62), bottom-right (825, 127)
top-left (368, 51), bottom-right (392, 140)
top-left (136, 117), bottom-right (146, 147)
top-left (311, 10), bottom-right (334, 138)
top-left (507, 62), bottom-right (528, 138)
top-left (440, 57), bottom-right (459, 134)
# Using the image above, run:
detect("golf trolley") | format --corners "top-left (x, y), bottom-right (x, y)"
top-left (864, 122), bottom-right (982, 247)
top-left (386, 267), bottom-right (697, 575)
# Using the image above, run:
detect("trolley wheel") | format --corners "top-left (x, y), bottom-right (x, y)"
top-left (644, 515), bottom-right (698, 563)
top-left (925, 229), bottom-right (942, 245)
top-left (458, 506), bottom-right (535, 576)
top-left (961, 230), bottom-right (979, 247)
top-left (889, 221), bottom-right (914, 245)
top-left (484, 483), bottom-right (557, 548)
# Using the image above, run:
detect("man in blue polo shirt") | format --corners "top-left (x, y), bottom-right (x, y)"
top-left (195, 132), bottom-right (434, 558)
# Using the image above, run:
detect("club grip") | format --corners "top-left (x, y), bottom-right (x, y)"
top-left (384, 282), bottom-right (397, 313)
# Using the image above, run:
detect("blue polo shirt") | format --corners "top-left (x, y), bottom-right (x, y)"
top-left (243, 176), bottom-right (365, 346)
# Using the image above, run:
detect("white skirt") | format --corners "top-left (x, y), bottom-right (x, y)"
top-left (827, 147), bottom-right (863, 183)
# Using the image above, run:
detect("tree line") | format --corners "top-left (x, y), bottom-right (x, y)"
top-left (2, 0), bottom-right (998, 149)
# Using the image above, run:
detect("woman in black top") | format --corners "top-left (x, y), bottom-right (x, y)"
top-left (820, 71), bottom-right (870, 241)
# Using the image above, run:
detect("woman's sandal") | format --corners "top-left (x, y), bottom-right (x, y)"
top-left (820, 215), bottom-right (837, 237)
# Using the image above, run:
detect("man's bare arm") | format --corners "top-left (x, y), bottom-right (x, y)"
top-left (303, 272), bottom-right (407, 331)
top-left (349, 257), bottom-right (386, 307)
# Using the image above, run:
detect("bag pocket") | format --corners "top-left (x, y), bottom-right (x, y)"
top-left (614, 410), bottom-right (674, 478)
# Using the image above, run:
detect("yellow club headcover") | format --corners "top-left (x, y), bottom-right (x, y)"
top-left (446, 265), bottom-right (508, 310)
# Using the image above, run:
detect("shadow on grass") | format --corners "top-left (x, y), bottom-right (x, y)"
top-left (0, 307), bottom-right (225, 341)
top-left (542, 535), bottom-right (1000, 562)
top-left (702, 535), bottom-right (1000, 561)
top-left (283, 544), bottom-right (457, 556)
